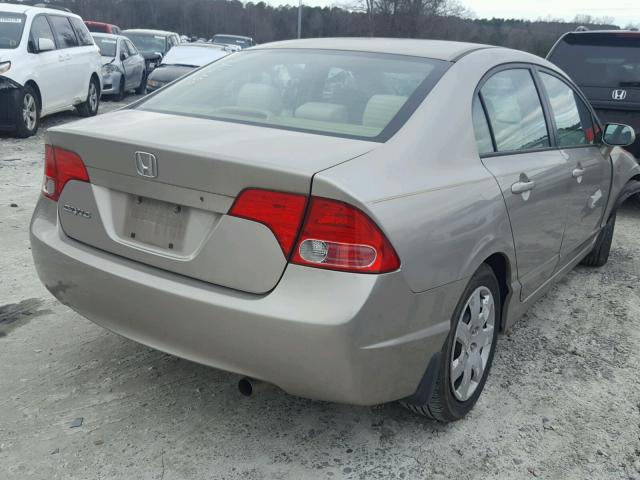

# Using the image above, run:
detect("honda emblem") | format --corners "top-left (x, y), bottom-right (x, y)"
top-left (135, 151), bottom-right (158, 178)
top-left (612, 89), bottom-right (627, 101)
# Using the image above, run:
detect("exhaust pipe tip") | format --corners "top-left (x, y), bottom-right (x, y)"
top-left (238, 377), bottom-right (254, 397)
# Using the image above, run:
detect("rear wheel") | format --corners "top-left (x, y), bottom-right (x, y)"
top-left (76, 77), bottom-right (100, 117)
top-left (402, 264), bottom-right (500, 422)
top-left (581, 212), bottom-right (616, 267)
top-left (15, 84), bottom-right (39, 138)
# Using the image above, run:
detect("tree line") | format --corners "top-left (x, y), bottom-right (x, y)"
top-left (4, 0), bottom-right (620, 56)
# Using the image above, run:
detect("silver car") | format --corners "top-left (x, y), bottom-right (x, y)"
top-left (30, 39), bottom-right (640, 422)
top-left (93, 33), bottom-right (146, 100)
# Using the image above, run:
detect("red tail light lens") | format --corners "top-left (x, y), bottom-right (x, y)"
top-left (229, 188), bottom-right (308, 256)
top-left (42, 145), bottom-right (89, 201)
top-left (291, 197), bottom-right (400, 273)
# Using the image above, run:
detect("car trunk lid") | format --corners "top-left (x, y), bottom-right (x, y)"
top-left (48, 109), bottom-right (376, 293)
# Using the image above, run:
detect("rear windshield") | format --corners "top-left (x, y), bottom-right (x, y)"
top-left (123, 32), bottom-right (167, 54)
top-left (94, 36), bottom-right (117, 57)
top-left (549, 33), bottom-right (640, 88)
top-left (0, 12), bottom-right (26, 49)
top-left (138, 49), bottom-right (447, 141)
top-left (213, 35), bottom-right (252, 48)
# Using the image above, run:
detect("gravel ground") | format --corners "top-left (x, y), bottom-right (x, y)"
top-left (1, 97), bottom-right (640, 480)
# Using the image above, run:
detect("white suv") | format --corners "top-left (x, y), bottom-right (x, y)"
top-left (0, 4), bottom-right (102, 137)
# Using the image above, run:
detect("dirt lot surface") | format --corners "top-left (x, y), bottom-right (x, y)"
top-left (1, 97), bottom-right (640, 480)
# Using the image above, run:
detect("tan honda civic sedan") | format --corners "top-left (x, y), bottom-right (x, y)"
top-left (30, 38), bottom-right (640, 421)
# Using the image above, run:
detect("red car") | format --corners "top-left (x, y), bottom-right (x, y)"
top-left (84, 21), bottom-right (121, 35)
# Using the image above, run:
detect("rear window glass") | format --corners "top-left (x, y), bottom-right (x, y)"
top-left (94, 36), bottom-right (117, 57)
top-left (549, 33), bottom-right (640, 88)
top-left (123, 32), bottom-right (167, 54)
top-left (0, 12), bottom-right (26, 49)
top-left (138, 49), bottom-right (447, 141)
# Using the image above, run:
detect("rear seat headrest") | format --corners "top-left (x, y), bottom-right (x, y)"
top-left (237, 83), bottom-right (282, 114)
top-left (363, 95), bottom-right (407, 129)
top-left (294, 102), bottom-right (349, 123)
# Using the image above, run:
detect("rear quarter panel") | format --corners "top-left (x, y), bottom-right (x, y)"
top-left (313, 49), bottom-right (537, 294)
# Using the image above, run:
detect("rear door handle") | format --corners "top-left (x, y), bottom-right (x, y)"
top-left (511, 180), bottom-right (536, 195)
top-left (572, 168), bottom-right (586, 178)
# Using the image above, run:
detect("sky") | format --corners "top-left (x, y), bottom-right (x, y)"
top-left (271, 0), bottom-right (640, 27)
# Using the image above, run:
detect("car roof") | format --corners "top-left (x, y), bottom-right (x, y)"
top-left (92, 33), bottom-right (122, 40)
top-left (85, 21), bottom-right (116, 26)
top-left (122, 29), bottom-right (177, 36)
top-left (214, 34), bottom-right (253, 40)
top-left (563, 29), bottom-right (640, 35)
top-left (0, 2), bottom-right (79, 18)
top-left (252, 38), bottom-right (494, 61)
top-left (175, 43), bottom-right (226, 49)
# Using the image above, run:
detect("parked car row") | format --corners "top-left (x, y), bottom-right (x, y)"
top-left (146, 43), bottom-right (229, 93)
top-left (0, 3), bottom-right (101, 137)
top-left (0, 4), bottom-right (236, 137)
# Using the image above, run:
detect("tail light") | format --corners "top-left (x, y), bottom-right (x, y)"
top-left (291, 197), bottom-right (400, 273)
top-left (229, 189), bottom-right (400, 273)
top-left (229, 188), bottom-right (308, 256)
top-left (42, 145), bottom-right (89, 201)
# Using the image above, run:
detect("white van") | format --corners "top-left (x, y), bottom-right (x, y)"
top-left (0, 4), bottom-right (102, 137)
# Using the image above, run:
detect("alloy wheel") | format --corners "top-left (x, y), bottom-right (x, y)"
top-left (450, 286), bottom-right (495, 402)
top-left (89, 82), bottom-right (98, 112)
top-left (22, 93), bottom-right (37, 131)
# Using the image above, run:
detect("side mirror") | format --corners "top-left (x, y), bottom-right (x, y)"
top-left (602, 123), bottom-right (636, 147)
top-left (38, 38), bottom-right (55, 52)
top-left (120, 52), bottom-right (127, 61)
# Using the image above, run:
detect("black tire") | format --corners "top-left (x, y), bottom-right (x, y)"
top-left (581, 212), bottom-right (616, 267)
top-left (631, 193), bottom-right (640, 208)
top-left (14, 84), bottom-right (40, 138)
top-left (135, 72), bottom-right (147, 95)
top-left (112, 78), bottom-right (125, 102)
top-left (76, 77), bottom-right (100, 117)
top-left (402, 264), bottom-right (500, 422)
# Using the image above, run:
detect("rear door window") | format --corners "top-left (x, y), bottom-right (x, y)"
top-left (48, 16), bottom-right (78, 49)
top-left (29, 15), bottom-right (55, 52)
top-left (480, 69), bottom-right (550, 152)
top-left (540, 72), bottom-right (596, 147)
top-left (472, 95), bottom-right (494, 154)
top-left (69, 17), bottom-right (93, 46)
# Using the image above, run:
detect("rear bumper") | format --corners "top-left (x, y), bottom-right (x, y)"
top-left (0, 76), bottom-right (21, 131)
top-left (30, 196), bottom-right (463, 405)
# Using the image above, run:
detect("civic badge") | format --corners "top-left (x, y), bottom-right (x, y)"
top-left (135, 151), bottom-right (158, 178)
